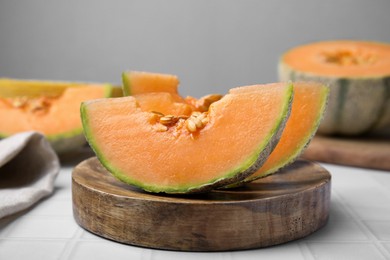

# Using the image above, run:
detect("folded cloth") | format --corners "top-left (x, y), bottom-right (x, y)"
top-left (0, 131), bottom-right (60, 218)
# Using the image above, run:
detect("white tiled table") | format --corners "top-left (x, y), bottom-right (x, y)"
top-left (1, 151), bottom-right (390, 260)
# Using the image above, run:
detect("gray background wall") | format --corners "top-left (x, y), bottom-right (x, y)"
top-left (1, 0), bottom-right (389, 97)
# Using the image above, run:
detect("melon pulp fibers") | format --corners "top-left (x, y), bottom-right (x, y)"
top-left (279, 40), bottom-right (390, 136)
top-left (81, 83), bottom-right (294, 194)
top-left (228, 82), bottom-right (329, 185)
top-left (0, 78), bottom-right (115, 153)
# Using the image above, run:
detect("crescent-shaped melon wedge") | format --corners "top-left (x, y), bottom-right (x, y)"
top-left (228, 82), bottom-right (329, 185)
top-left (81, 83), bottom-right (293, 193)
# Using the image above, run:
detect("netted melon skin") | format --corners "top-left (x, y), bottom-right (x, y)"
top-left (279, 63), bottom-right (390, 136)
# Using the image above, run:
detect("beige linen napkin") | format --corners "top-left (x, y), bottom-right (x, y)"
top-left (0, 131), bottom-right (60, 218)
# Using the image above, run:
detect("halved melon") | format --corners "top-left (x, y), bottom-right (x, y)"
top-left (0, 78), bottom-right (116, 153)
top-left (279, 40), bottom-right (390, 135)
top-left (228, 82), bottom-right (329, 185)
top-left (81, 83), bottom-right (293, 193)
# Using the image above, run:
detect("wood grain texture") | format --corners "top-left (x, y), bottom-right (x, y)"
top-left (302, 135), bottom-right (390, 170)
top-left (72, 157), bottom-right (331, 251)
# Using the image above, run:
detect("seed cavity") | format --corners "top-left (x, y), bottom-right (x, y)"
top-left (8, 96), bottom-right (54, 114)
top-left (159, 115), bottom-right (177, 126)
top-left (151, 111), bottom-right (165, 116)
top-left (186, 119), bottom-right (197, 132)
top-left (321, 49), bottom-right (377, 66)
top-left (185, 111), bottom-right (208, 133)
top-left (151, 110), bottom-right (209, 136)
top-left (201, 117), bottom-right (209, 125)
top-left (11, 96), bottom-right (28, 108)
top-left (30, 98), bottom-right (50, 112)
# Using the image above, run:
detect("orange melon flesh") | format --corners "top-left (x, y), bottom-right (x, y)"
top-left (81, 83), bottom-right (293, 193)
top-left (122, 71), bottom-right (201, 109)
top-left (0, 85), bottom-right (110, 137)
top-left (282, 40), bottom-right (390, 77)
top-left (122, 71), bottom-right (180, 96)
top-left (134, 92), bottom-right (193, 116)
top-left (231, 82), bottom-right (329, 183)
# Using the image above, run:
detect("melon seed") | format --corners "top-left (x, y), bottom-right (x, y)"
top-left (186, 119), bottom-right (197, 132)
top-left (151, 110), bottom-right (209, 134)
top-left (185, 112), bottom-right (209, 133)
top-left (196, 94), bottom-right (222, 112)
top-left (204, 94), bottom-right (223, 104)
top-left (201, 117), bottom-right (209, 125)
top-left (159, 115), bottom-right (177, 125)
top-left (11, 97), bottom-right (28, 108)
top-left (191, 116), bottom-right (203, 128)
top-left (178, 115), bottom-right (189, 120)
top-left (151, 111), bottom-right (165, 116)
top-left (191, 111), bottom-right (202, 117)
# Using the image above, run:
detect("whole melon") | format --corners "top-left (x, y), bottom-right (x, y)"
top-left (279, 40), bottom-right (390, 136)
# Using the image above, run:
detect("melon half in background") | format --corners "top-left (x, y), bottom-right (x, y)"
top-left (279, 40), bottom-right (390, 136)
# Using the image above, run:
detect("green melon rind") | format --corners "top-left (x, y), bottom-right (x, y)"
top-left (279, 61), bottom-right (390, 136)
top-left (246, 84), bottom-right (329, 182)
top-left (371, 77), bottom-right (390, 136)
top-left (0, 78), bottom-right (78, 98)
top-left (0, 84), bottom-right (114, 154)
top-left (0, 128), bottom-right (86, 155)
top-left (121, 72), bottom-right (132, 96)
top-left (223, 83), bottom-right (328, 189)
top-left (81, 83), bottom-right (294, 194)
top-left (80, 101), bottom-right (160, 192)
top-left (0, 79), bottom-right (121, 98)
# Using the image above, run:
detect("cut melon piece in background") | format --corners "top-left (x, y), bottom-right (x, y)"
top-left (122, 70), bottom-right (223, 112)
top-left (134, 92), bottom-right (193, 117)
top-left (122, 71), bottom-right (179, 96)
top-left (0, 78), bottom-right (118, 153)
top-left (81, 83), bottom-right (293, 194)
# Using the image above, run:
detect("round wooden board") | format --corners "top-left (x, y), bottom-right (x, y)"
top-left (72, 157), bottom-right (331, 251)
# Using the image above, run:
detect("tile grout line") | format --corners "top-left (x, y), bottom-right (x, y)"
top-left (297, 241), bottom-right (315, 260)
top-left (332, 188), bottom-right (390, 259)
top-left (58, 227), bottom-right (84, 260)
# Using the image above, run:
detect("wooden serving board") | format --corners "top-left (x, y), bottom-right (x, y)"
top-left (302, 135), bottom-right (390, 171)
top-left (72, 157), bottom-right (331, 251)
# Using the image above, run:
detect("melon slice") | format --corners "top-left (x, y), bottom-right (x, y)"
top-left (122, 71), bottom-right (179, 96)
top-left (0, 78), bottom-right (115, 153)
top-left (228, 82), bottom-right (329, 185)
top-left (81, 83), bottom-right (293, 194)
